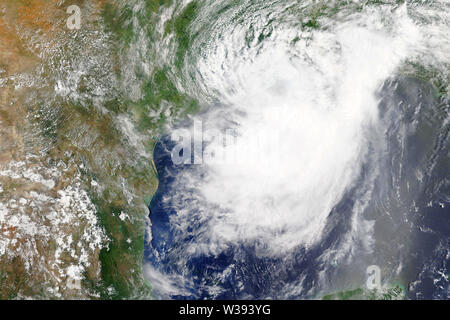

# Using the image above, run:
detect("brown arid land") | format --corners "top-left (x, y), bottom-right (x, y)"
top-left (0, 0), bottom-right (158, 299)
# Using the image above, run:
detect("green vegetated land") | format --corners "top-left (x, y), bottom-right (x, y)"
top-left (94, 0), bottom-right (202, 298)
top-left (322, 285), bottom-right (405, 300)
top-left (2, 0), bottom-right (445, 299)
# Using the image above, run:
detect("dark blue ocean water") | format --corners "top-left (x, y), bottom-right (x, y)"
top-left (144, 134), bottom-right (362, 299)
top-left (144, 77), bottom-right (449, 299)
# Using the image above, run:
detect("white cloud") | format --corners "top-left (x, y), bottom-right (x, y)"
top-left (164, 4), bottom-right (424, 256)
